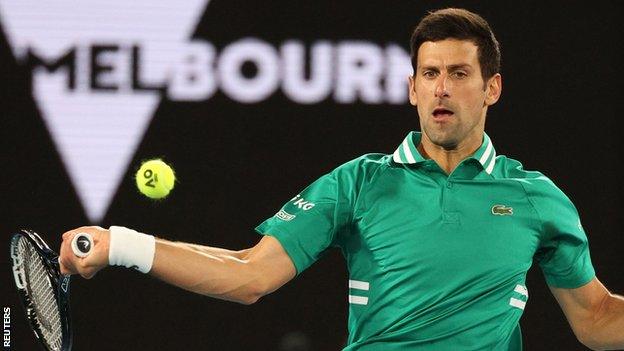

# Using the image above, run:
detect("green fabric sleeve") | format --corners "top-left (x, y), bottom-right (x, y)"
top-left (255, 154), bottom-right (385, 274)
top-left (255, 165), bottom-right (351, 274)
top-left (529, 176), bottom-right (595, 288)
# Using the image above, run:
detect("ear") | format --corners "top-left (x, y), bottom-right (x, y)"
top-left (408, 76), bottom-right (417, 106)
top-left (484, 73), bottom-right (502, 106)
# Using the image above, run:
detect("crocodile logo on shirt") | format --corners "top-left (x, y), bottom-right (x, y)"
top-left (492, 204), bottom-right (513, 216)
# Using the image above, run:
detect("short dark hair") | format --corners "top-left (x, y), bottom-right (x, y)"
top-left (410, 8), bottom-right (501, 81)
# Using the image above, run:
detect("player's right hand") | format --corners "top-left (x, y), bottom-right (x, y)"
top-left (59, 226), bottom-right (110, 279)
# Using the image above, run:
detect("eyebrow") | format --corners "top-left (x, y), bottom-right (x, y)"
top-left (419, 63), bottom-right (473, 71)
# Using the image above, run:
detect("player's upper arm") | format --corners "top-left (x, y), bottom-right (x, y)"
top-left (549, 277), bottom-right (610, 344)
top-left (245, 234), bottom-right (296, 296)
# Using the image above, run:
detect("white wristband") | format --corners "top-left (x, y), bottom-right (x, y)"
top-left (108, 226), bottom-right (156, 273)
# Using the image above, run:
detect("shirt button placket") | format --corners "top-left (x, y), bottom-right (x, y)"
top-left (442, 180), bottom-right (459, 224)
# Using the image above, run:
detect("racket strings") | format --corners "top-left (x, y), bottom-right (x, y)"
top-left (18, 238), bottom-right (63, 351)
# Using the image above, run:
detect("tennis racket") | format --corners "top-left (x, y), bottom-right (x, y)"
top-left (10, 229), bottom-right (94, 351)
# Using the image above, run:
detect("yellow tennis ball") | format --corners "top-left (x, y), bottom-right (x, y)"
top-left (135, 159), bottom-right (176, 199)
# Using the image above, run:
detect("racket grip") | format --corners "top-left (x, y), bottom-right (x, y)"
top-left (71, 232), bottom-right (94, 257)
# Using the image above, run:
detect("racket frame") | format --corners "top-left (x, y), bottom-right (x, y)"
top-left (10, 229), bottom-right (73, 351)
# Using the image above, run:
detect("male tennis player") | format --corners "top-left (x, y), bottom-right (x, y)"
top-left (58, 8), bottom-right (624, 350)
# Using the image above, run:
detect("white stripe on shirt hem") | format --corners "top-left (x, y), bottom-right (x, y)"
top-left (348, 280), bottom-right (370, 291)
top-left (509, 297), bottom-right (526, 310)
top-left (349, 295), bottom-right (369, 305)
top-left (514, 284), bottom-right (528, 297)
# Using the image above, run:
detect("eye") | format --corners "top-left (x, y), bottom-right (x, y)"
top-left (422, 70), bottom-right (437, 79)
top-left (452, 71), bottom-right (468, 79)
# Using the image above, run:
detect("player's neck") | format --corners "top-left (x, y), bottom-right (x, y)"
top-left (418, 133), bottom-right (482, 175)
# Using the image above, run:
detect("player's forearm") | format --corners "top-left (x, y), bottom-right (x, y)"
top-left (183, 242), bottom-right (251, 260)
top-left (149, 239), bottom-right (264, 304)
top-left (61, 227), bottom-right (294, 303)
top-left (584, 293), bottom-right (624, 350)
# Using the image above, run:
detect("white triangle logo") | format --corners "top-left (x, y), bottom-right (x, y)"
top-left (0, 0), bottom-right (210, 222)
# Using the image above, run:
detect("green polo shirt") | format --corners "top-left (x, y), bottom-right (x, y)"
top-left (255, 131), bottom-right (595, 350)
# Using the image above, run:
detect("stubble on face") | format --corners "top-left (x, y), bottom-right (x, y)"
top-left (410, 40), bottom-right (488, 152)
top-left (422, 101), bottom-right (466, 150)
top-left (421, 98), bottom-right (484, 151)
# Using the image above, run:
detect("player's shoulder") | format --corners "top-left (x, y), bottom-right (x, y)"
top-left (332, 153), bottom-right (391, 181)
top-left (495, 155), bottom-right (570, 200)
top-left (336, 153), bottom-right (390, 171)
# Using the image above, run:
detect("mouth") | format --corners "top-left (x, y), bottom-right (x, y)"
top-left (432, 107), bottom-right (455, 121)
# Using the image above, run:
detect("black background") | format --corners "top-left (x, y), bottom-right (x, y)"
top-left (1, 1), bottom-right (623, 350)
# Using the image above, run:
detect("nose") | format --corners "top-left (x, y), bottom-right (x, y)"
top-left (434, 74), bottom-right (450, 98)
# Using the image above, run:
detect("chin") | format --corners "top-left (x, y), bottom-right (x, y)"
top-left (437, 140), bottom-right (459, 150)
top-left (426, 130), bottom-right (460, 150)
